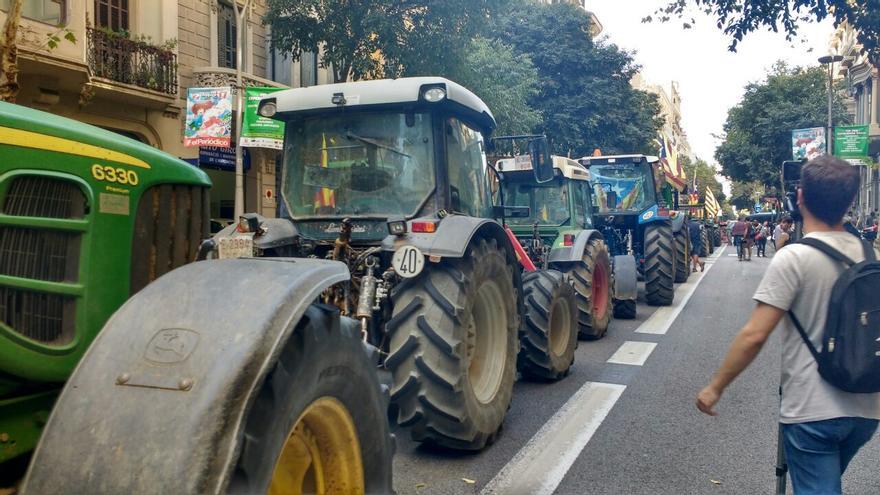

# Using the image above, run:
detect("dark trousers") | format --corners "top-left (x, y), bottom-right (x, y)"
top-left (757, 238), bottom-right (767, 256)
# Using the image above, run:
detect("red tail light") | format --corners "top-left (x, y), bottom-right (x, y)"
top-left (411, 221), bottom-right (437, 233)
top-left (563, 234), bottom-right (575, 246)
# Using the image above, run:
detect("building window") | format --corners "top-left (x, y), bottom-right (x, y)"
top-left (1, 0), bottom-right (65, 25)
top-left (94, 0), bottom-right (128, 32)
top-left (218, 1), bottom-right (237, 69)
top-left (300, 51), bottom-right (318, 87)
top-left (269, 46), bottom-right (291, 86)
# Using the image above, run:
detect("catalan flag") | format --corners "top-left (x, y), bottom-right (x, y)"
top-left (657, 134), bottom-right (687, 192)
top-left (705, 186), bottom-right (720, 218)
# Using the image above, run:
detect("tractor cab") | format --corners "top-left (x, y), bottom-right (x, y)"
top-left (579, 154), bottom-right (669, 229)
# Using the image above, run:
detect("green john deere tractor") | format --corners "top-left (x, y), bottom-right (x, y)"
top-left (0, 102), bottom-right (210, 474)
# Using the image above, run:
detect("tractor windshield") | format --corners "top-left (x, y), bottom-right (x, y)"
top-left (589, 163), bottom-right (656, 213)
top-left (282, 112), bottom-right (435, 218)
top-left (503, 179), bottom-right (570, 226)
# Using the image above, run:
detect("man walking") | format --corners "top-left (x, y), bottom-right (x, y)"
top-left (696, 156), bottom-right (880, 495)
top-left (688, 215), bottom-right (705, 272)
top-left (731, 215), bottom-right (749, 261)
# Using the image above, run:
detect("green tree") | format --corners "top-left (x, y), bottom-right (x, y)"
top-left (491, 2), bottom-right (663, 156)
top-left (715, 62), bottom-right (850, 187)
top-left (680, 155), bottom-right (727, 203)
top-left (729, 180), bottom-right (767, 211)
top-left (451, 38), bottom-right (541, 136)
top-left (649, 1), bottom-right (880, 65)
top-left (264, 0), bottom-right (502, 82)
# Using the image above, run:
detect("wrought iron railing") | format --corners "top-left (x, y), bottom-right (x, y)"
top-left (87, 27), bottom-right (178, 95)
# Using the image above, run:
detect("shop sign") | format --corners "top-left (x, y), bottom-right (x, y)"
top-left (199, 146), bottom-right (250, 172)
top-left (792, 127), bottom-right (826, 160)
top-left (241, 87), bottom-right (286, 150)
top-left (184, 87), bottom-right (233, 147)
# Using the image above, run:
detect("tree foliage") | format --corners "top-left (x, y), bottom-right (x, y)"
top-left (0, 0), bottom-right (23, 102)
top-left (729, 180), bottom-right (768, 211)
top-left (715, 62), bottom-right (850, 187)
top-left (451, 38), bottom-right (541, 137)
top-left (680, 155), bottom-right (727, 203)
top-left (649, 0), bottom-right (880, 65)
top-left (264, 0), bottom-right (501, 82)
top-left (491, 2), bottom-right (663, 156)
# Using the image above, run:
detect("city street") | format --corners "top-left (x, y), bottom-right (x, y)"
top-left (390, 245), bottom-right (880, 495)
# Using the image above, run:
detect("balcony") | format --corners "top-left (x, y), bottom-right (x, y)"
top-left (87, 27), bottom-right (178, 97)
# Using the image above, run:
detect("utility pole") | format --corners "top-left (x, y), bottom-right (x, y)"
top-left (234, 0), bottom-right (253, 221)
top-left (818, 54), bottom-right (844, 155)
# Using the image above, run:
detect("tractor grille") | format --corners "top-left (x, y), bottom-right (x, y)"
top-left (0, 287), bottom-right (75, 344)
top-left (130, 184), bottom-right (209, 295)
top-left (0, 228), bottom-right (81, 282)
top-left (0, 175), bottom-right (84, 346)
top-left (3, 176), bottom-right (87, 219)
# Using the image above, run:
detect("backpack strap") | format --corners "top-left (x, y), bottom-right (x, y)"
top-left (862, 240), bottom-right (877, 262)
top-left (788, 311), bottom-right (821, 361)
top-left (796, 237), bottom-right (856, 266)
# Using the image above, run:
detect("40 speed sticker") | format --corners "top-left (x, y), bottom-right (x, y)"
top-left (392, 245), bottom-right (425, 278)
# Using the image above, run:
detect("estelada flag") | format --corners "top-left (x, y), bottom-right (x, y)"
top-left (658, 134), bottom-right (687, 192)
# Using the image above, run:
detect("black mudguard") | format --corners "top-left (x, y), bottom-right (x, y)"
top-left (381, 215), bottom-right (513, 260)
top-left (22, 258), bottom-right (349, 494)
top-left (612, 254), bottom-right (638, 301)
top-left (547, 229), bottom-right (604, 264)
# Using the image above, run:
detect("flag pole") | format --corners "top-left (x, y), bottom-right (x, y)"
top-left (233, 0), bottom-right (253, 221)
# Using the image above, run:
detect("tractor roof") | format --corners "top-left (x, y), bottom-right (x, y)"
top-left (269, 77), bottom-right (496, 131)
top-left (495, 155), bottom-right (591, 181)
top-left (578, 154), bottom-right (660, 166)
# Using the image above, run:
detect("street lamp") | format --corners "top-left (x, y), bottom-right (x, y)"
top-left (818, 54), bottom-right (844, 155)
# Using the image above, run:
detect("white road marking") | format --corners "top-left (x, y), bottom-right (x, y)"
top-left (606, 341), bottom-right (657, 366)
top-left (480, 382), bottom-right (626, 495)
top-left (635, 247), bottom-right (724, 335)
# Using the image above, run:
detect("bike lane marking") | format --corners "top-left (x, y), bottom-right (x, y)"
top-left (635, 246), bottom-right (725, 335)
top-left (480, 381), bottom-right (626, 495)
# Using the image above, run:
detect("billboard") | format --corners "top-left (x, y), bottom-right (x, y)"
top-left (184, 87), bottom-right (233, 147)
top-left (833, 125), bottom-right (870, 162)
top-left (240, 87), bottom-right (286, 149)
top-left (792, 127), bottom-right (826, 161)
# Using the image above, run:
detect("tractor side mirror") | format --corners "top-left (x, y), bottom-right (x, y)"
top-left (606, 191), bottom-right (618, 208)
top-left (529, 137), bottom-right (553, 183)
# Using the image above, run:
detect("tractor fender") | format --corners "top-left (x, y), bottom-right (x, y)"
top-left (669, 213), bottom-right (687, 234)
top-left (612, 254), bottom-right (638, 301)
top-left (22, 258), bottom-right (349, 495)
top-left (381, 215), bottom-right (515, 261)
top-left (547, 229), bottom-right (604, 264)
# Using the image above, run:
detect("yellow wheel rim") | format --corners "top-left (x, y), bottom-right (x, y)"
top-left (269, 397), bottom-right (364, 495)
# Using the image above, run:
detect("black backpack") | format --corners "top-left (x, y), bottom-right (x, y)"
top-left (789, 238), bottom-right (880, 393)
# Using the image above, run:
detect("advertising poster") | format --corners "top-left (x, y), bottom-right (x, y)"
top-left (184, 87), bottom-right (233, 147)
top-left (833, 125), bottom-right (870, 163)
top-left (791, 127), bottom-right (826, 160)
top-left (241, 87), bottom-right (286, 149)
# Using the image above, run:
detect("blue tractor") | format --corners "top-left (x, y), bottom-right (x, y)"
top-left (579, 154), bottom-right (689, 312)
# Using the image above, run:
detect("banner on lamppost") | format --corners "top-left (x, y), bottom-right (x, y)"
top-left (792, 127), bottom-right (826, 161)
top-left (184, 87), bottom-right (233, 147)
top-left (833, 125), bottom-right (870, 164)
top-left (240, 87), bottom-right (286, 149)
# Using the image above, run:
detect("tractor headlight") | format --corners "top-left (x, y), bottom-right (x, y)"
top-left (422, 87), bottom-right (446, 103)
top-left (387, 217), bottom-right (407, 236)
top-left (258, 99), bottom-right (277, 118)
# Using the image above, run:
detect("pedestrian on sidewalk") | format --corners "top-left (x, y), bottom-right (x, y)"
top-left (755, 221), bottom-right (769, 257)
top-left (731, 215), bottom-right (749, 261)
top-left (688, 216), bottom-right (705, 272)
top-left (696, 156), bottom-right (880, 495)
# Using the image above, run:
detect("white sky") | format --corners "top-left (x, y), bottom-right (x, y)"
top-left (589, 1), bottom-right (835, 192)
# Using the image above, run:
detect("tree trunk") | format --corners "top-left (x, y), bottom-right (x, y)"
top-left (0, 0), bottom-right (23, 103)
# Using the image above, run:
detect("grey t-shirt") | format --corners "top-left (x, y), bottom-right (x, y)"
top-left (753, 231), bottom-right (880, 424)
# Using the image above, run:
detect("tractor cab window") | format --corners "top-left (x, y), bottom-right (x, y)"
top-left (446, 118), bottom-right (491, 217)
top-left (589, 162), bottom-right (656, 213)
top-left (572, 182), bottom-right (593, 228)
top-left (282, 112), bottom-right (435, 218)
top-left (503, 177), bottom-right (570, 226)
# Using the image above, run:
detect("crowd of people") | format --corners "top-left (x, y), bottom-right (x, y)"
top-left (728, 216), bottom-right (794, 261)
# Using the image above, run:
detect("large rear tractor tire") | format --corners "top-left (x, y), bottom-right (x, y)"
top-left (230, 304), bottom-right (394, 495)
top-left (701, 228), bottom-right (711, 257)
top-left (673, 227), bottom-right (691, 283)
top-left (558, 238), bottom-right (612, 340)
top-left (517, 270), bottom-right (578, 381)
top-left (644, 222), bottom-right (676, 306)
top-left (387, 238), bottom-right (518, 451)
top-left (712, 228), bottom-right (721, 247)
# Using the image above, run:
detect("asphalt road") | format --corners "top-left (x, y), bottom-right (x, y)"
top-left (390, 244), bottom-right (880, 495)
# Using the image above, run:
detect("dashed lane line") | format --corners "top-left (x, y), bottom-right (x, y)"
top-left (606, 341), bottom-right (657, 366)
top-left (635, 246), bottom-right (725, 335)
top-left (480, 382), bottom-right (626, 495)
